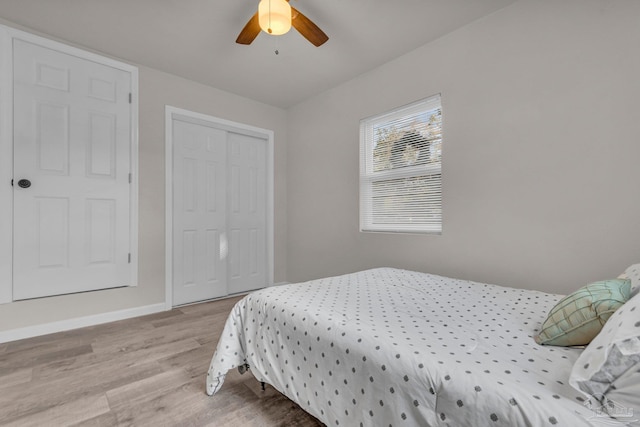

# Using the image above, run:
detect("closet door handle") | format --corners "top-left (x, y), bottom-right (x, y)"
top-left (219, 232), bottom-right (228, 261)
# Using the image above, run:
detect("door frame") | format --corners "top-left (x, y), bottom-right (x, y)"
top-left (0, 24), bottom-right (139, 304)
top-left (165, 106), bottom-right (274, 309)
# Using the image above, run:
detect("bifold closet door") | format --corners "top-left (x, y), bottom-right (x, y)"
top-left (227, 132), bottom-right (268, 294)
top-left (172, 119), bottom-right (269, 305)
top-left (172, 120), bottom-right (228, 306)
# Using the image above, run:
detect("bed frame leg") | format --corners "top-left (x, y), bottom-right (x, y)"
top-left (261, 381), bottom-right (266, 391)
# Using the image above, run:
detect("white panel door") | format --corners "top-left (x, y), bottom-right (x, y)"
top-left (12, 39), bottom-right (132, 300)
top-left (172, 120), bottom-right (228, 305)
top-left (227, 132), bottom-right (268, 294)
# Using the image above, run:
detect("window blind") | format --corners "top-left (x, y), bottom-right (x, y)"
top-left (359, 95), bottom-right (442, 234)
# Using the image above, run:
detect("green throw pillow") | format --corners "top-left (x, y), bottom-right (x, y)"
top-left (535, 279), bottom-right (631, 346)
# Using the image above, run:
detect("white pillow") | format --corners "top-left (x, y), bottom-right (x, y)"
top-left (624, 263), bottom-right (640, 297)
top-left (569, 292), bottom-right (640, 417)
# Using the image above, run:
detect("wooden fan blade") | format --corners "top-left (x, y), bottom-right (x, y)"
top-left (236, 12), bottom-right (261, 44)
top-left (291, 6), bottom-right (328, 47)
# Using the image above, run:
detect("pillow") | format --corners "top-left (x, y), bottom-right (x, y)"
top-left (534, 279), bottom-right (631, 346)
top-left (569, 292), bottom-right (640, 417)
top-left (623, 263), bottom-right (640, 297)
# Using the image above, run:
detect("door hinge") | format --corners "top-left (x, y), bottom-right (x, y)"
top-left (128, 173), bottom-right (132, 184)
top-left (128, 253), bottom-right (131, 263)
top-left (11, 179), bottom-right (13, 186)
top-left (129, 93), bottom-right (132, 104)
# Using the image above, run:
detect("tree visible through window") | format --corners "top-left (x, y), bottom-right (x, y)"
top-left (360, 95), bottom-right (442, 233)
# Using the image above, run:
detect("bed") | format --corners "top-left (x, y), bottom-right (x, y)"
top-left (206, 267), bottom-right (639, 426)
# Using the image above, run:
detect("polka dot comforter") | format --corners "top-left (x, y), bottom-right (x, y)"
top-left (206, 268), bottom-right (598, 426)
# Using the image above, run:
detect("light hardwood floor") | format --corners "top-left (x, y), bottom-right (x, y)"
top-left (0, 296), bottom-right (324, 426)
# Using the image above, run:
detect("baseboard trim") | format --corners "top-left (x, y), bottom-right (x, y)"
top-left (0, 303), bottom-right (167, 344)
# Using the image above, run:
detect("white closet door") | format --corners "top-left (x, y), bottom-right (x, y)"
top-left (172, 120), bottom-right (228, 305)
top-left (227, 132), bottom-right (268, 294)
top-left (12, 39), bottom-right (132, 300)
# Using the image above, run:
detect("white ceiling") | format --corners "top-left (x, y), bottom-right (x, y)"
top-left (0, 0), bottom-right (515, 108)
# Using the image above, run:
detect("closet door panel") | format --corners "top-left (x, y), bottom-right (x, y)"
top-left (172, 120), bottom-right (228, 305)
top-left (227, 132), bottom-right (268, 294)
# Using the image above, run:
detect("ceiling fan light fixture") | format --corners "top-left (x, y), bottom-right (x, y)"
top-left (258, 0), bottom-right (292, 35)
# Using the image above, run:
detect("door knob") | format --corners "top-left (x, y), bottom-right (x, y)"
top-left (17, 179), bottom-right (31, 188)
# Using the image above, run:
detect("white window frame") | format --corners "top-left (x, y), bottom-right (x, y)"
top-left (359, 95), bottom-right (442, 234)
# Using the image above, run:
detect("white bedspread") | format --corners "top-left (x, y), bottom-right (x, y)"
top-left (206, 268), bottom-right (601, 426)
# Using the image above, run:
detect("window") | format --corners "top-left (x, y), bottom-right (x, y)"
top-left (359, 95), bottom-right (442, 234)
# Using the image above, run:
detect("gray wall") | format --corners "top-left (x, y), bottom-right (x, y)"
top-left (0, 52), bottom-right (288, 332)
top-left (286, 0), bottom-right (640, 294)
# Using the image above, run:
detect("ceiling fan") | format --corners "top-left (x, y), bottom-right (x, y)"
top-left (236, 0), bottom-right (329, 47)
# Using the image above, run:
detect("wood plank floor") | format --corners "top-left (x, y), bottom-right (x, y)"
top-left (0, 296), bottom-right (324, 426)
